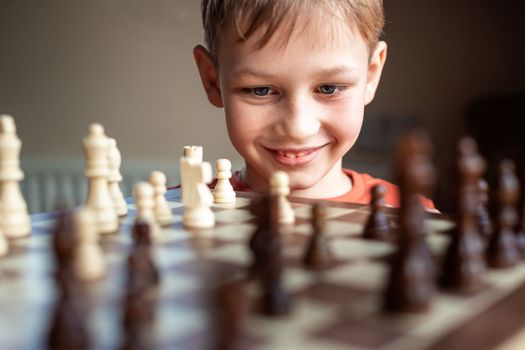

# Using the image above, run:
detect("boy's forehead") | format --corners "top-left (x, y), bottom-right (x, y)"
top-left (217, 11), bottom-right (367, 63)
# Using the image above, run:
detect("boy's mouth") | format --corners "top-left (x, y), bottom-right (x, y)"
top-left (276, 150), bottom-right (314, 159)
top-left (266, 146), bottom-right (324, 166)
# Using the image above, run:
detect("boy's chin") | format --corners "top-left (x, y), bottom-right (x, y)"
top-left (287, 174), bottom-right (321, 192)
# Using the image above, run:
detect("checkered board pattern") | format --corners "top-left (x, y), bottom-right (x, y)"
top-left (1, 189), bottom-right (525, 350)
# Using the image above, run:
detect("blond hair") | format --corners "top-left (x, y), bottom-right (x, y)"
top-left (200, 0), bottom-right (384, 58)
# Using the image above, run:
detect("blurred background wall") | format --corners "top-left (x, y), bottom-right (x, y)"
top-left (0, 0), bottom-right (524, 212)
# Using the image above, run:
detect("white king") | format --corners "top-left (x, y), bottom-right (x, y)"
top-left (0, 115), bottom-right (31, 238)
top-left (83, 123), bottom-right (118, 234)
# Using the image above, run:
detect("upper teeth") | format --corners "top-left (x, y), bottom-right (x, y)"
top-left (279, 151), bottom-right (306, 158)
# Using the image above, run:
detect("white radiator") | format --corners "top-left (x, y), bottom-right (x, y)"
top-left (20, 157), bottom-right (181, 214)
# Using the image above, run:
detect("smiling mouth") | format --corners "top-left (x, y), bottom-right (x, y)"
top-left (264, 145), bottom-right (325, 166)
top-left (276, 149), bottom-right (316, 159)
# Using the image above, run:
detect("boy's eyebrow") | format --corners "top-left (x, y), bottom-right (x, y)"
top-left (233, 66), bottom-right (358, 79)
top-left (232, 68), bottom-right (278, 79)
top-left (315, 66), bottom-right (359, 76)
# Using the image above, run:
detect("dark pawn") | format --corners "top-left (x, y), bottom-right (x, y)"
top-left (303, 203), bottom-right (334, 268)
top-left (439, 137), bottom-right (487, 293)
top-left (477, 179), bottom-right (493, 240)
top-left (363, 184), bottom-right (393, 242)
top-left (383, 130), bottom-right (436, 313)
top-left (213, 280), bottom-right (247, 350)
top-left (51, 210), bottom-right (76, 276)
top-left (259, 195), bottom-right (291, 316)
top-left (248, 196), bottom-right (270, 279)
top-left (128, 221), bottom-right (160, 296)
top-left (121, 293), bottom-right (157, 350)
top-left (121, 221), bottom-right (160, 350)
top-left (47, 275), bottom-right (90, 350)
top-left (486, 160), bottom-right (521, 268)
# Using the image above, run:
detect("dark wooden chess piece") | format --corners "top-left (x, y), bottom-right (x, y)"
top-left (48, 250), bottom-right (90, 350)
top-left (213, 280), bottom-right (247, 350)
top-left (486, 160), bottom-right (521, 268)
top-left (363, 184), bottom-right (393, 242)
top-left (51, 210), bottom-right (76, 278)
top-left (477, 178), bottom-right (493, 240)
top-left (121, 221), bottom-right (160, 350)
top-left (383, 130), bottom-right (436, 313)
top-left (439, 137), bottom-right (487, 293)
top-left (128, 221), bottom-right (160, 296)
top-left (248, 195), bottom-right (270, 279)
top-left (258, 195), bottom-right (291, 316)
top-left (303, 202), bottom-right (334, 268)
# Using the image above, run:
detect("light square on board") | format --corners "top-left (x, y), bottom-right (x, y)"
top-left (206, 222), bottom-right (254, 241)
top-left (154, 304), bottom-right (208, 346)
top-left (127, 200), bottom-right (184, 211)
top-left (330, 239), bottom-right (394, 261)
top-left (283, 220), bottom-right (363, 238)
top-left (294, 205), bottom-right (357, 220)
top-left (246, 299), bottom-right (341, 350)
top-left (283, 267), bottom-right (316, 293)
top-left (203, 241), bottom-right (251, 265)
top-left (325, 260), bottom-right (389, 291)
top-left (214, 209), bottom-right (253, 223)
top-left (425, 218), bottom-right (456, 233)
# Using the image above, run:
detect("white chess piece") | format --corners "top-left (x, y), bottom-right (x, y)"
top-left (74, 208), bottom-right (106, 281)
top-left (149, 171), bottom-right (173, 226)
top-left (181, 158), bottom-right (215, 228)
top-left (181, 145), bottom-right (203, 203)
top-left (107, 138), bottom-right (128, 217)
top-left (213, 159), bottom-right (236, 204)
top-left (270, 171), bottom-right (295, 224)
top-left (0, 115), bottom-right (31, 238)
top-left (83, 124), bottom-right (119, 234)
top-left (133, 181), bottom-right (161, 242)
top-left (183, 145), bottom-right (203, 162)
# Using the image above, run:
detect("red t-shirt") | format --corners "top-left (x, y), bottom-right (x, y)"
top-left (219, 169), bottom-right (435, 209)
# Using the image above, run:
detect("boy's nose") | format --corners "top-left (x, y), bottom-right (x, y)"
top-left (274, 98), bottom-right (321, 140)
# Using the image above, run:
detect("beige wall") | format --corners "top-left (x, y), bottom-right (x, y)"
top-left (1, 0), bottom-right (524, 193)
top-left (0, 0), bottom-right (239, 166)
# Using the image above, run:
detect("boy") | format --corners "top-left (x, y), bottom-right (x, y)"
top-left (193, 0), bottom-right (433, 209)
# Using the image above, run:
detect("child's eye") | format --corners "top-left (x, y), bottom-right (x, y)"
top-left (317, 84), bottom-right (346, 95)
top-left (243, 87), bottom-right (275, 97)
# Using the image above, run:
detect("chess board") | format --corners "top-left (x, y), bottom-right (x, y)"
top-left (2, 189), bottom-right (525, 350)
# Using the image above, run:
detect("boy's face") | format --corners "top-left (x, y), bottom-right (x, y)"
top-left (194, 16), bottom-right (387, 197)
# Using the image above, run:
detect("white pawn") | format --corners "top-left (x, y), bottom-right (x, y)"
top-left (213, 159), bottom-right (236, 204)
top-left (74, 208), bottom-right (106, 281)
top-left (181, 158), bottom-right (215, 228)
top-left (83, 123), bottom-right (118, 235)
top-left (133, 182), bottom-right (161, 242)
top-left (149, 171), bottom-right (173, 226)
top-left (270, 171), bottom-right (295, 224)
top-left (107, 138), bottom-right (128, 217)
top-left (0, 115), bottom-right (31, 238)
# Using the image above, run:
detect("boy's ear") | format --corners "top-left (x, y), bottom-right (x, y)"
top-left (193, 45), bottom-right (224, 107)
top-left (365, 41), bottom-right (387, 105)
